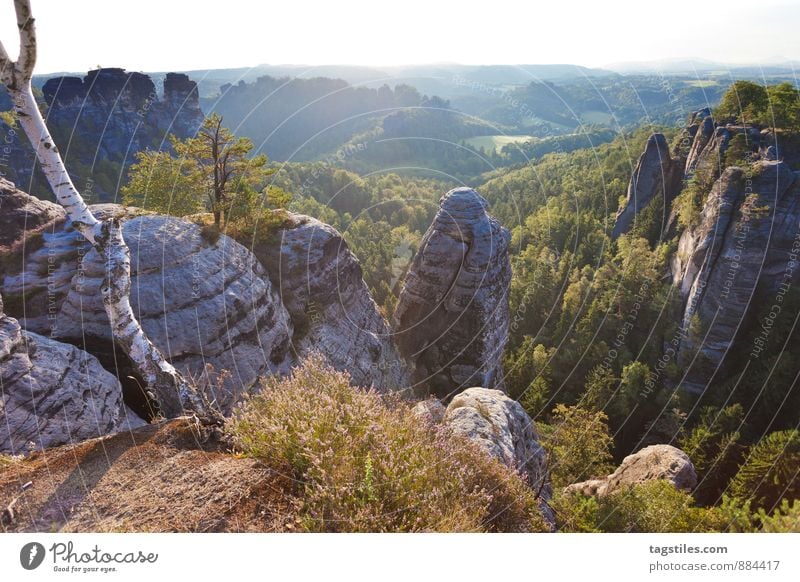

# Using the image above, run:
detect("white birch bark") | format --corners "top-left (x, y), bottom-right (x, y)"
top-left (0, 0), bottom-right (214, 420)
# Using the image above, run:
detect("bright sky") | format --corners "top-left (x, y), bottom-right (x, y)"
top-left (0, 0), bottom-right (798, 73)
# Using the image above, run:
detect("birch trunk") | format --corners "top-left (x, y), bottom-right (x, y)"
top-left (1, 0), bottom-right (214, 421)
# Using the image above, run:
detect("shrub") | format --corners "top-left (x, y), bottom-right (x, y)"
top-left (554, 481), bottom-right (724, 532)
top-left (228, 356), bottom-right (548, 532)
top-left (678, 405), bottom-right (743, 504)
top-left (729, 429), bottom-right (800, 510)
top-left (539, 404), bottom-right (614, 489)
top-left (758, 499), bottom-right (800, 532)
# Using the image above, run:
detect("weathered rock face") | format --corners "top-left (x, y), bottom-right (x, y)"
top-left (392, 188), bottom-right (511, 399)
top-left (2, 68), bottom-right (203, 199)
top-left (0, 293), bottom-right (124, 454)
top-left (0, 195), bottom-right (293, 411)
top-left (684, 109), bottom-right (716, 176)
top-left (0, 179), bottom-right (64, 258)
top-left (255, 214), bottom-right (408, 392)
top-left (443, 388), bottom-right (550, 497)
top-left (565, 444), bottom-right (697, 497)
top-left (412, 398), bottom-right (446, 424)
top-left (671, 161), bottom-right (799, 392)
top-left (612, 133), bottom-right (684, 240)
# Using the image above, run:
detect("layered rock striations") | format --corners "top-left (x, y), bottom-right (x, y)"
top-left (255, 213), bottom-right (409, 392)
top-left (0, 185), bottom-right (293, 411)
top-left (612, 133), bottom-right (684, 240)
top-left (391, 187), bottom-right (511, 399)
top-left (671, 161), bottom-right (799, 392)
top-left (0, 293), bottom-right (125, 453)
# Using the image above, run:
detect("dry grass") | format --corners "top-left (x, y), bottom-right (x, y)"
top-left (228, 355), bottom-right (548, 532)
top-left (0, 419), bottom-right (293, 532)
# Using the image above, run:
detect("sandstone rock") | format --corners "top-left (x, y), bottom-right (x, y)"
top-left (685, 111), bottom-right (715, 175)
top-left (443, 388), bottom-right (550, 497)
top-left (0, 178), bottom-right (64, 253)
top-left (0, 293), bottom-right (124, 454)
top-left (612, 133), bottom-right (684, 240)
top-left (412, 398), bottom-right (446, 424)
top-left (392, 188), bottom-right (511, 398)
top-left (565, 444), bottom-right (697, 497)
top-left (671, 161), bottom-right (798, 392)
top-left (254, 213), bottom-right (409, 392)
top-left (0, 202), bottom-right (293, 410)
top-left (13, 68), bottom-right (204, 200)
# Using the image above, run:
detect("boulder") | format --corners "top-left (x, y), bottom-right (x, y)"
top-left (612, 133), bottom-right (683, 240)
top-left (411, 398), bottom-right (446, 424)
top-left (0, 293), bottom-right (125, 454)
top-left (0, 198), bottom-right (293, 410)
top-left (565, 444), bottom-right (697, 497)
top-left (392, 188), bottom-right (511, 398)
top-left (254, 213), bottom-right (409, 392)
top-left (443, 388), bottom-right (550, 498)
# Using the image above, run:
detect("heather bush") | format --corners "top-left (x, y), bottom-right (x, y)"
top-left (228, 355), bottom-right (548, 532)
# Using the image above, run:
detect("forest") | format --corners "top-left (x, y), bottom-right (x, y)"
top-left (2, 38), bottom-right (800, 532)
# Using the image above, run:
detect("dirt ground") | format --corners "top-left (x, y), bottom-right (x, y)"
top-left (0, 418), bottom-right (295, 532)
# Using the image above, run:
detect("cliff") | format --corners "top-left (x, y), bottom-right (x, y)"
top-left (1, 69), bottom-right (203, 200)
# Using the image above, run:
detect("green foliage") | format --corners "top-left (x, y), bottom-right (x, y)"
top-left (715, 81), bottom-right (769, 125)
top-left (714, 80), bottom-right (800, 129)
top-left (758, 499), bottom-right (800, 532)
top-left (228, 355), bottom-right (548, 532)
top-left (122, 113), bottom-right (279, 228)
top-left (504, 339), bottom-right (553, 416)
top-left (730, 430), bottom-right (800, 510)
top-left (678, 405), bottom-right (743, 504)
top-left (555, 481), bottom-right (724, 533)
top-left (673, 173), bottom-right (709, 229)
top-left (121, 150), bottom-right (204, 216)
top-left (540, 404), bottom-right (615, 489)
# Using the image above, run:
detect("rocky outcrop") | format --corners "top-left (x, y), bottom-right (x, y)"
top-left (0, 293), bottom-right (124, 454)
top-left (0, 192), bottom-right (293, 411)
top-left (392, 188), bottom-right (511, 399)
top-left (255, 214), bottom-right (409, 392)
top-left (2, 68), bottom-right (203, 199)
top-left (565, 444), bottom-right (697, 497)
top-left (0, 179), bottom-right (63, 253)
top-left (412, 398), bottom-right (446, 424)
top-left (443, 388), bottom-right (551, 498)
top-left (671, 161), bottom-right (798, 392)
top-left (612, 133), bottom-right (683, 240)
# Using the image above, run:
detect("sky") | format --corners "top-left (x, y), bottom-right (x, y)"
top-left (0, 0), bottom-right (798, 74)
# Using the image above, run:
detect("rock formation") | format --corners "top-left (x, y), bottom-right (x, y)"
top-left (612, 133), bottom-right (683, 240)
top-left (412, 398), bottom-right (446, 424)
top-left (392, 187), bottom-right (511, 398)
top-left (254, 214), bottom-right (409, 392)
top-left (671, 161), bottom-right (798, 392)
top-left (1, 68), bottom-right (203, 199)
top-left (0, 292), bottom-right (124, 454)
top-left (443, 388), bottom-right (551, 498)
top-left (0, 184), bottom-right (293, 412)
top-left (565, 444), bottom-right (697, 497)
